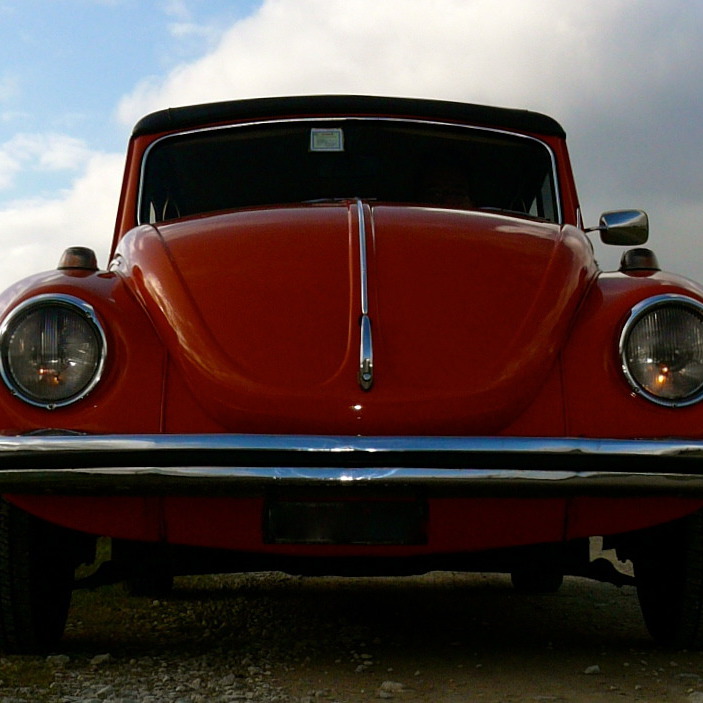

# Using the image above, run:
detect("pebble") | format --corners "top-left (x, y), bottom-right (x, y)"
top-left (583, 665), bottom-right (601, 675)
top-left (90, 653), bottom-right (113, 667)
top-left (379, 681), bottom-right (404, 693)
top-left (46, 654), bottom-right (70, 668)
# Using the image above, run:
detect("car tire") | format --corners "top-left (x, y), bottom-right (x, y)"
top-left (634, 510), bottom-right (703, 649)
top-left (510, 567), bottom-right (564, 593)
top-left (0, 498), bottom-right (75, 653)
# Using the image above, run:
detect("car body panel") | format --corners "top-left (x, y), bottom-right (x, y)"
top-left (113, 203), bottom-right (596, 434)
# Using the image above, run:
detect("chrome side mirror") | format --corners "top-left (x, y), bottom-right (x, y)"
top-left (588, 210), bottom-right (649, 245)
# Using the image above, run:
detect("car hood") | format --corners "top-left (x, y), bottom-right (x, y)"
top-left (115, 203), bottom-right (596, 433)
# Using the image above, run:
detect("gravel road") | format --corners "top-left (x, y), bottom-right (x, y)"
top-left (2, 571), bottom-right (703, 703)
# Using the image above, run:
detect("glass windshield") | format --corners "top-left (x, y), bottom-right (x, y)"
top-left (139, 119), bottom-right (559, 224)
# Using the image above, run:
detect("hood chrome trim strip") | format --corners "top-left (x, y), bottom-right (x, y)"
top-left (357, 199), bottom-right (369, 317)
top-left (356, 199), bottom-right (374, 391)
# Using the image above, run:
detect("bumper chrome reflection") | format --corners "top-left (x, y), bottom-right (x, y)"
top-left (2, 433), bottom-right (703, 496)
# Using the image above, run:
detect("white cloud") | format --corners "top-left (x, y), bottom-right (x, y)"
top-left (115, 0), bottom-right (643, 124)
top-left (0, 133), bottom-right (93, 191)
top-left (0, 152), bottom-right (123, 287)
top-left (161, 0), bottom-right (221, 45)
top-left (162, 0), bottom-right (190, 21)
top-left (168, 21), bottom-right (212, 39)
top-left (0, 72), bottom-right (17, 103)
top-left (0, 150), bottom-right (18, 190)
top-left (14, 133), bottom-right (92, 172)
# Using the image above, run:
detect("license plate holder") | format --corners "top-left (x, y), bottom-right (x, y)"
top-left (265, 499), bottom-right (428, 545)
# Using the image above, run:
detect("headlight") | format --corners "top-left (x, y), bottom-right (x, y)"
top-left (0, 295), bottom-right (106, 409)
top-left (620, 295), bottom-right (703, 407)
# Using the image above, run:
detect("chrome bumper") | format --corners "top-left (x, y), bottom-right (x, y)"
top-left (1, 434), bottom-right (703, 497)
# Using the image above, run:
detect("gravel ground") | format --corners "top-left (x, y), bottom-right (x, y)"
top-left (2, 571), bottom-right (703, 702)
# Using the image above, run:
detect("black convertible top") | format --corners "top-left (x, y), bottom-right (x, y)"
top-left (132, 95), bottom-right (566, 139)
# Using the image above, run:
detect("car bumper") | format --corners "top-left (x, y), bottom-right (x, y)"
top-left (1, 434), bottom-right (703, 496)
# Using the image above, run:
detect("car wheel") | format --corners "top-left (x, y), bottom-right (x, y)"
top-left (633, 510), bottom-right (703, 648)
top-left (0, 498), bottom-right (75, 653)
top-left (510, 567), bottom-right (564, 593)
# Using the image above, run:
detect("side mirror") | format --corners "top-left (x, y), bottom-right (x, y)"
top-left (589, 210), bottom-right (649, 245)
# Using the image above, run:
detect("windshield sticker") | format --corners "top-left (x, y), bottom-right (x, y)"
top-left (310, 128), bottom-right (344, 152)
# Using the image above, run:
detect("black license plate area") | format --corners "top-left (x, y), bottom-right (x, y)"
top-left (265, 500), bottom-right (428, 545)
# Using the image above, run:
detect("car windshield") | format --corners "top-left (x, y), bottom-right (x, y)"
top-left (139, 118), bottom-right (559, 224)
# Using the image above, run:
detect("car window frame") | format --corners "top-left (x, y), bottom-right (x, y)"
top-left (136, 117), bottom-right (562, 226)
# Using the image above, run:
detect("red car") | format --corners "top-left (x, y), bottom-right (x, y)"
top-left (0, 95), bottom-right (702, 652)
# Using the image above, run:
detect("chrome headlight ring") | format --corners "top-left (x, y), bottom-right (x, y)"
top-left (0, 294), bottom-right (107, 409)
top-left (619, 294), bottom-right (703, 408)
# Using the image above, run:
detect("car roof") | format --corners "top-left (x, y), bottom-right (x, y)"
top-left (132, 95), bottom-right (566, 139)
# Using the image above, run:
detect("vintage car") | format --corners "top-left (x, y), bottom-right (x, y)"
top-left (0, 94), bottom-right (702, 653)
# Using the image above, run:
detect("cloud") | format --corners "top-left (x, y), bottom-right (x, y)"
top-left (0, 72), bottom-right (17, 103)
top-left (0, 151), bottom-right (123, 287)
top-left (0, 133), bottom-right (94, 191)
top-left (12, 133), bottom-right (92, 172)
top-left (161, 0), bottom-right (223, 46)
top-left (162, 0), bottom-right (190, 21)
top-left (0, 151), bottom-right (17, 190)
top-left (168, 22), bottom-right (212, 39)
top-left (117, 0), bottom-right (678, 123)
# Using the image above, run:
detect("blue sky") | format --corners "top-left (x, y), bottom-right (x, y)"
top-left (1, 0), bottom-right (702, 289)
top-left (0, 0), bottom-right (259, 200)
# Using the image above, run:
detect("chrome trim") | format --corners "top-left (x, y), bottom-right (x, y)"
top-left (137, 117), bottom-right (562, 225)
top-left (356, 199), bottom-right (369, 316)
top-left (619, 294), bottom-right (703, 408)
top-left (0, 295), bottom-right (107, 410)
top-left (356, 199), bottom-right (374, 391)
top-left (359, 315), bottom-right (374, 391)
top-left (1, 434), bottom-right (703, 496)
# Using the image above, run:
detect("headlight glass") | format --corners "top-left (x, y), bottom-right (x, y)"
top-left (0, 295), bottom-right (106, 408)
top-left (620, 295), bottom-right (703, 406)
